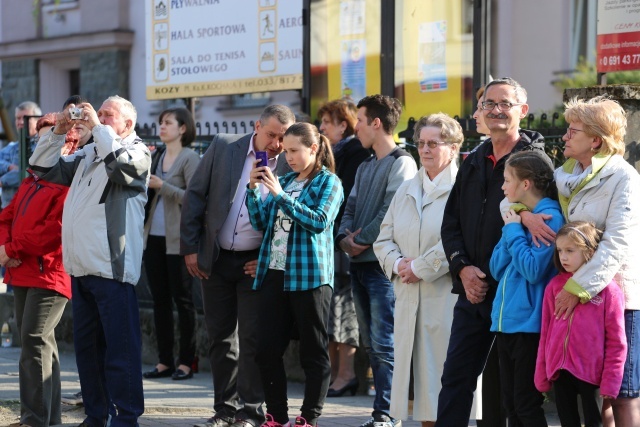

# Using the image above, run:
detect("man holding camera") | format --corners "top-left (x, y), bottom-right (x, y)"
top-left (181, 104), bottom-right (295, 427)
top-left (30, 95), bottom-right (151, 427)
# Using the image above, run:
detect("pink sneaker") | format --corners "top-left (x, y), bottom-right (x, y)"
top-left (294, 416), bottom-right (314, 427)
top-left (261, 414), bottom-right (291, 427)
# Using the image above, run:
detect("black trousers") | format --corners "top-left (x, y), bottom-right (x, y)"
top-left (436, 294), bottom-right (506, 427)
top-left (553, 370), bottom-right (602, 427)
top-left (496, 333), bottom-right (547, 427)
top-left (255, 269), bottom-right (332, 427)
top-left (202, 248), bottom-right (265, 424)
top-left (145, 235), bottom-right (196, 368)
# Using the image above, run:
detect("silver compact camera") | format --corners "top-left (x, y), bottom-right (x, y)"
top-left (69, 107), bottom-right (83, 120)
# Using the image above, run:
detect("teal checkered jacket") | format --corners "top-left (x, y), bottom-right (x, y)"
top-left (246, 167), bottom-right (343, 291)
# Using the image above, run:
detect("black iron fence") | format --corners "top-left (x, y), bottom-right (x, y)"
top-left (395, 112), bottom-right (569, 168)
top-left (135, 112), bottom-right (571, 164)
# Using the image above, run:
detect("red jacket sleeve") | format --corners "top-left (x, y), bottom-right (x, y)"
top-left (4, 186), bottom-right (67, 258)
top-left (0, 189), bottom-right (18, 245)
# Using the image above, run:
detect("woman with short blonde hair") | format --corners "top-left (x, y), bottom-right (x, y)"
top-left (525, 95), bottom-right (640, 425)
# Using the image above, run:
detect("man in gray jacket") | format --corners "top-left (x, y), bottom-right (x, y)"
top-left (30, 95), bottom-right (150, 427)
top-left (181, 105), bottom-right (295, 427)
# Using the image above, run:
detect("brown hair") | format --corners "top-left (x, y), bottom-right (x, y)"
top-left (505, 151), bottom-right (558, 200)
top-left (553, 221), bottom-right (603, 273)
top-left (317, 99), bottom-right (358, 138)
top-left (159, 108), bottom-right (196, 147)
top-left (35, 113), bottom-right (57, 133)
top-left (284, 122), bottom-right (335, 181)
top-left (356, 94), bottom-right (403, 135)
top-left (64, 127), bottom-right (80, 155)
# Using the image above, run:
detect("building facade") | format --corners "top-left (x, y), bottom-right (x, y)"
top-left (0, 0), bottom-right (592, 137)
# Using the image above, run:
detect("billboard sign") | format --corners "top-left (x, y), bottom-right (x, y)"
top-left (146, 0), bottom-right (303, 100)
top-left (597, 0), bottom-right (640, 72)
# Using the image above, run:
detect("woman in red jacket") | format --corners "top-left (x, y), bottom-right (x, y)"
top-left (0, 114), bottom-right (76, 427)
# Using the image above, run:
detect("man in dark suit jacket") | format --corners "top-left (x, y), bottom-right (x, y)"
top-left (181, 105), bottom-right (296, 427)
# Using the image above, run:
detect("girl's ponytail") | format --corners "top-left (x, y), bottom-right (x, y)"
top-left (317, 133), bottom-right (336, 173)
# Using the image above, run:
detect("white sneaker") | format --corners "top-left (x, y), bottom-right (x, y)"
top-left (372, 415), bottom-right (401, 427)
top-left (61, 391), bottom-right (83, 406)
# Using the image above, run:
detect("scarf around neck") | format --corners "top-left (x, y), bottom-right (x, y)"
top-left (555, 154), bottom-right (612, 218)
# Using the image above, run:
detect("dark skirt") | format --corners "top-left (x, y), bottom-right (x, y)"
top-left (327, 250), bottom-right (359, 347)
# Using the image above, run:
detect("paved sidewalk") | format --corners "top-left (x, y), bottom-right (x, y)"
top-left (0, 346), bottom-right (561, 426)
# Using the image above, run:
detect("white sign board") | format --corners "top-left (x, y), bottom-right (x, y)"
top-left (597, 0), bottom-right (640, 72)
top-left (146, 0), bottom-right (303, 100)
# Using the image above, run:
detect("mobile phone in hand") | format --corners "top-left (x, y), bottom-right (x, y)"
top-left (255, 151), bottom-right (268, 167)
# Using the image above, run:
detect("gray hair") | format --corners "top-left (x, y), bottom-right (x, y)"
top-left (104, 95), bottom-right (137, 127)
top-left (16, 101), bottom-right (42, 116)
top-left (484, 77), bottom-right (528, 104)
top-left (413, 113), bottom-right (464, 152)
top-left (259, 104), bottom-right (296, 127)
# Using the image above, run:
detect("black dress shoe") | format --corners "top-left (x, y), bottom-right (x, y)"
top-left (326, 377), bottom-right (359, 397)
top-left (172, 368), bottom-right (194, 380)
top-left (142, 367), bottom-right (174, 379)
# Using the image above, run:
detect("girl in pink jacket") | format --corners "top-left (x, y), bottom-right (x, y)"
top-left (535, 221), bottom-right (627, 427)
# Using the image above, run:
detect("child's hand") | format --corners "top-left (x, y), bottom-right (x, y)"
top-left (260, 166), bottom-right (283, 196)
top-left (248, 159), bottom-right (265, 190)
top-left (601, 394), bottom-right (615, 400)
top-left (502, 209), bottom-right (521, 224)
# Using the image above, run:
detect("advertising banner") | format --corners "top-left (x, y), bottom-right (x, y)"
top-left (146, 0), bottom-right (303, 100)
top-left (597, 0), bottom-right (640, 72)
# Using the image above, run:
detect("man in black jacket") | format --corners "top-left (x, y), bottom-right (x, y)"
top-left (436, 78), bottom-right (546, 427)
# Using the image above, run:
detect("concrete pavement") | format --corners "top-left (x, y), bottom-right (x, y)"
top-left (0, 345), bottom-right (563, 427)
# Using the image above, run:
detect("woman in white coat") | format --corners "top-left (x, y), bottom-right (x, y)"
top-left (374, 113), bottom-right (465, 426)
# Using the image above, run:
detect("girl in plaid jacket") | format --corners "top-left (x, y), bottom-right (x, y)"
top-left (247, 122), bottom-right (344, 427)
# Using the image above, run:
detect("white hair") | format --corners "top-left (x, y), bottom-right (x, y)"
top-left (16, 101), bottom-right (42, 116)
top-left (104, 95), bottom-right (137, 127)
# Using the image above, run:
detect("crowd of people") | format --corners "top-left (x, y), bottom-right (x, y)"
top-left (0, 75), bottom-right (639, 427)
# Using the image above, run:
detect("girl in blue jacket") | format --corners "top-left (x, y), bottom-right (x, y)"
top-left (489, 150), bottom-right (565, 426)
top-left (247, 122), bottom-right (343, 427)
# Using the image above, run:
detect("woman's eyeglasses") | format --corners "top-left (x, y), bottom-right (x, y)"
top-left (417, 140), bottom-right (447, 149)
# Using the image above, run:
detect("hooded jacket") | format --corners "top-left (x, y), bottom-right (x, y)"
top-left (535, 272), bottom-right (627, 397)
top-left (29, 126), bottom-right (151, 285)
top-left (489, 198), bottom-right (564, 333)
top-left (0, 173), bottom-right (71, 298)
top-left (442, 129), bottom-right (546, 295)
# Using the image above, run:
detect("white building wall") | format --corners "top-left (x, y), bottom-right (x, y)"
top-left (492, 0), bottom-right (573, 112)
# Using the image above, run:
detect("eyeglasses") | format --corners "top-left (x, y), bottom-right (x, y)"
top-left (481, 101), bottom-right (524, 112)
top-left (566, 127), bottom-right (585, 139)
top-left (417, 140), bottom-right (447, 149)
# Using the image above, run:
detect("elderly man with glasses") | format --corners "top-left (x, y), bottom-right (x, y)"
top-left (436, 77), bottom-right (548, 427)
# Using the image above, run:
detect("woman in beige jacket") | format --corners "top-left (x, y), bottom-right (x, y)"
top-left (374, 113), bottom-right (477, 426)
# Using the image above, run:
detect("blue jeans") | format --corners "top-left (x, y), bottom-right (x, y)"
top-left (620, 309), bottom-right (640, 398)
top-left (350, 262), bottom-right (394, 417)
top-left (72, 276), bottom-right (144, 427)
